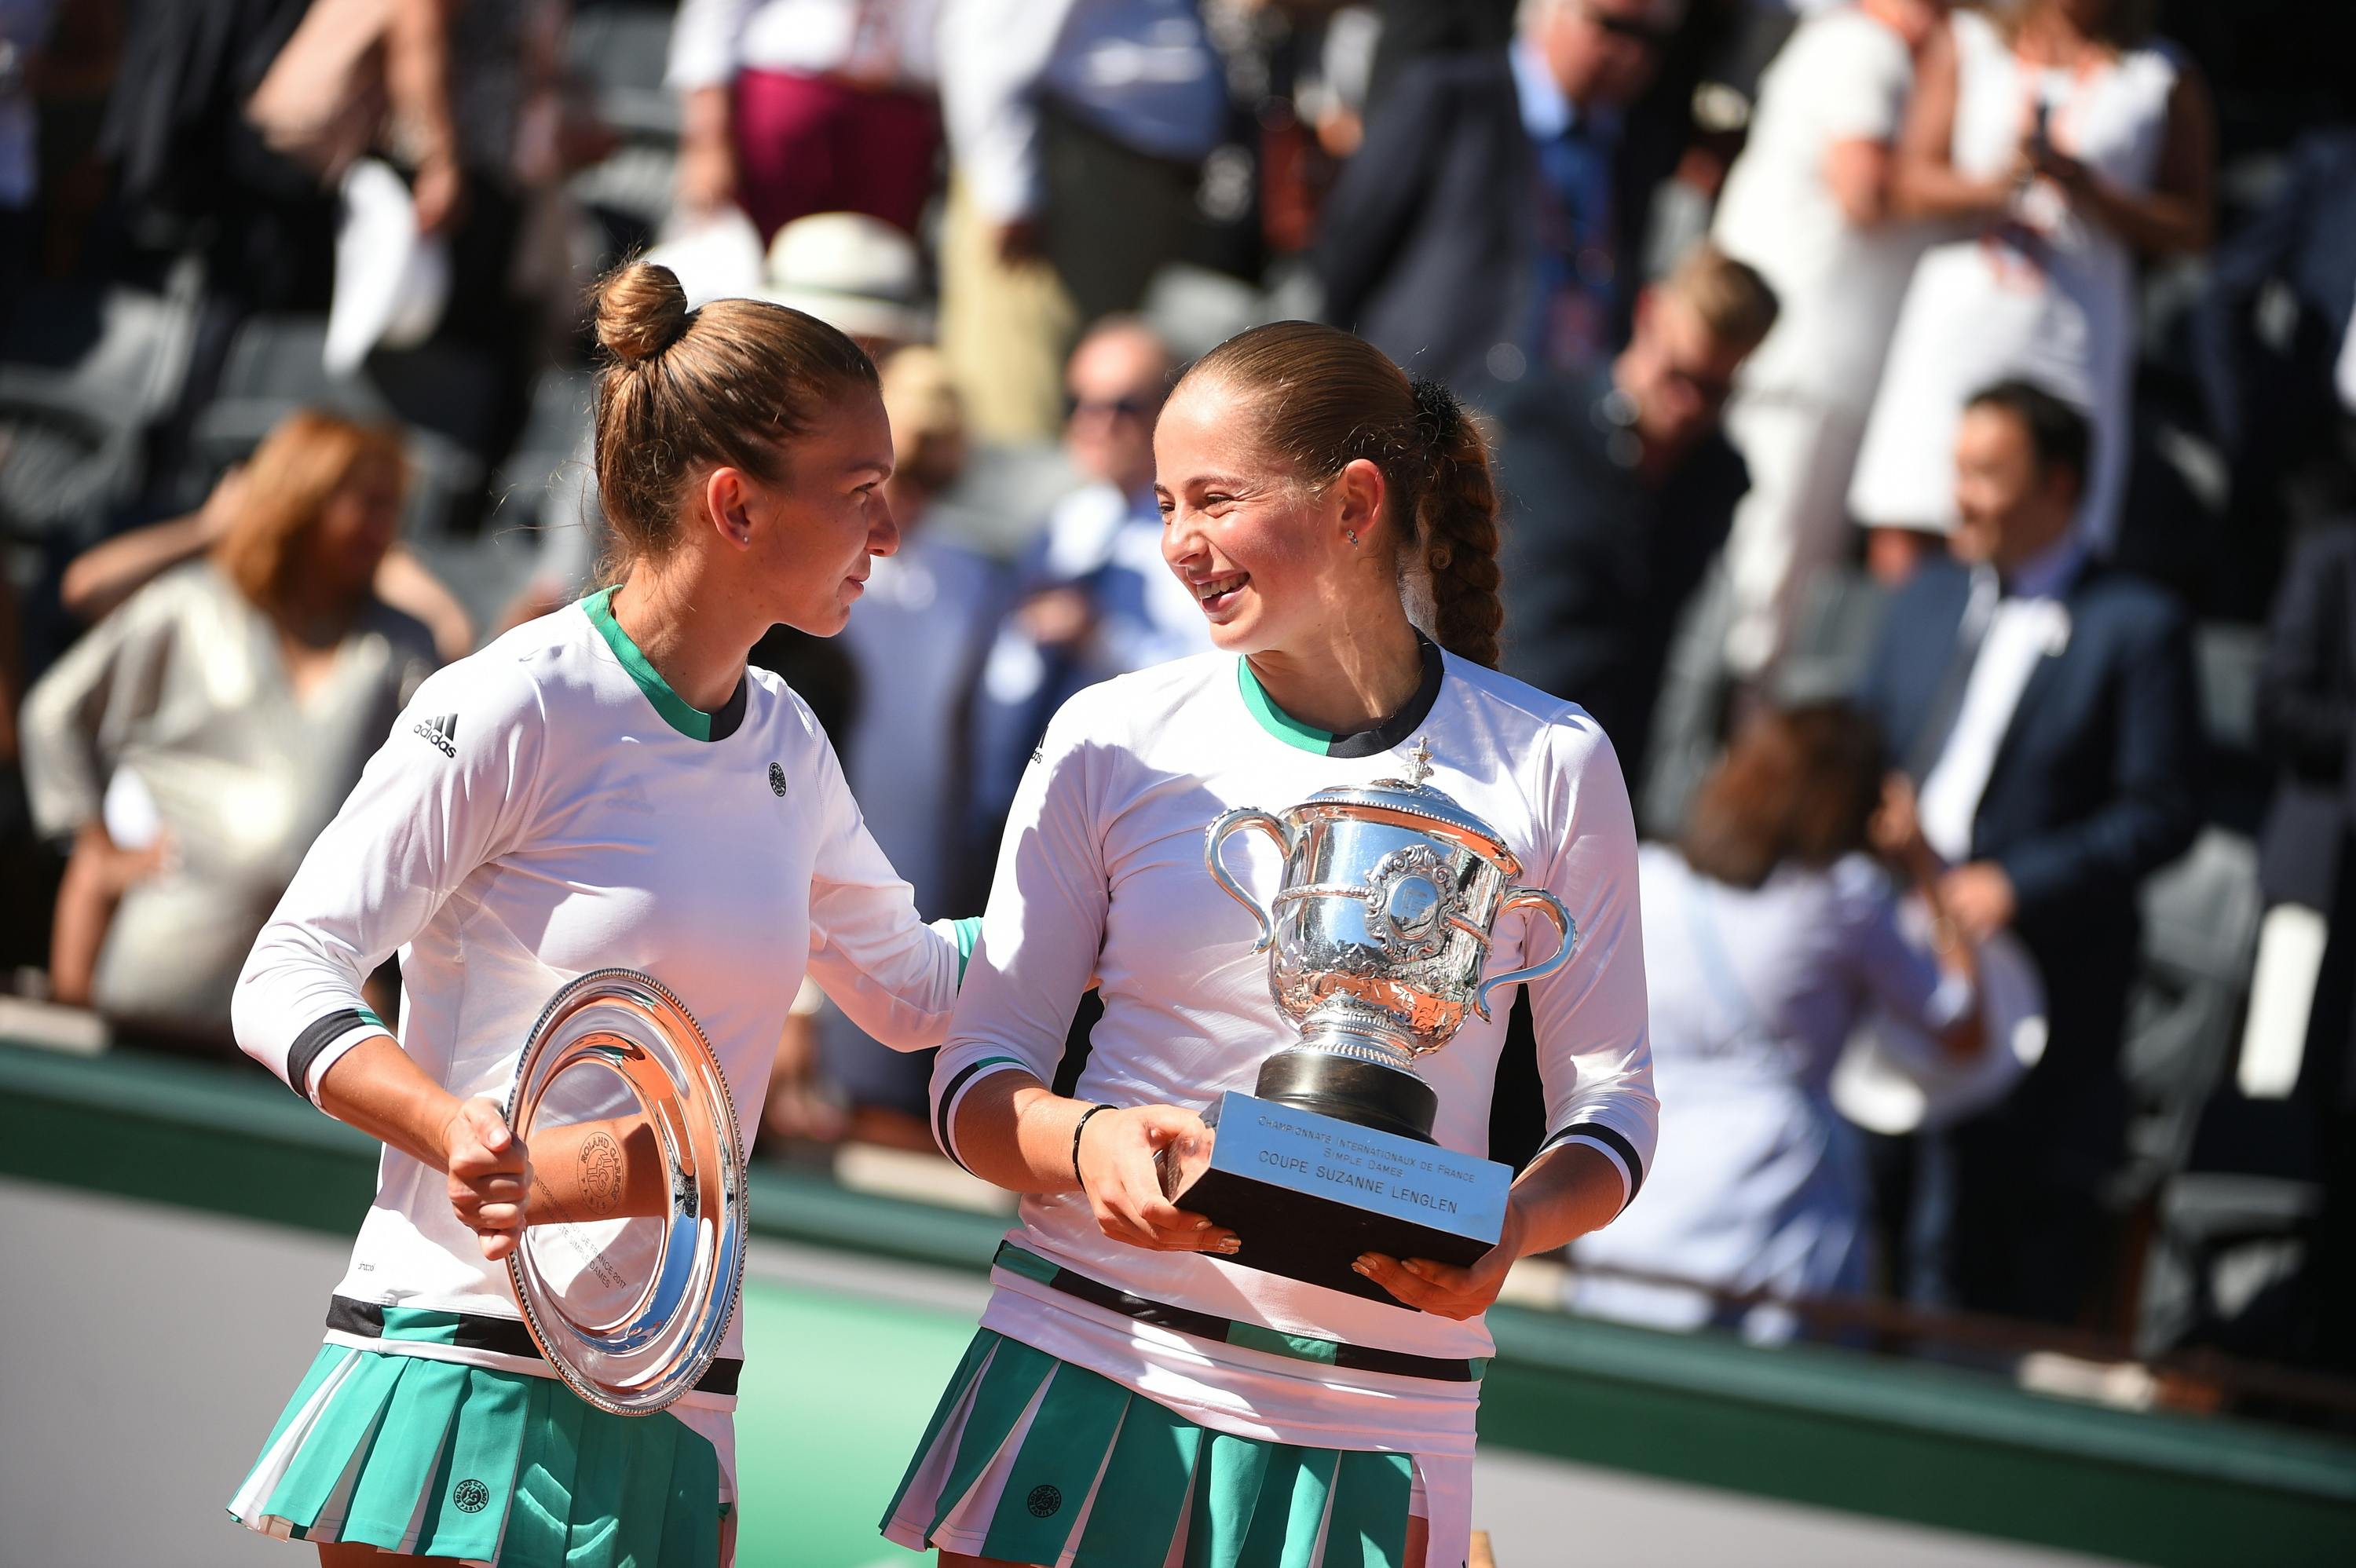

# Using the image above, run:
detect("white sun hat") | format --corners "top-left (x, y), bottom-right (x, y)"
top-left (757, 211), bottom-right (932, 348)
top-left (642, 205), bottom-right (766, 309)
top-left (324, 159), bottom-right (452, 375)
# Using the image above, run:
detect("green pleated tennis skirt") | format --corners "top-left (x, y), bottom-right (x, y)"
top-left (881, 1329), bottom-right (1460, 1568)
top-left (226, 1340), bottom-right (728, 1566)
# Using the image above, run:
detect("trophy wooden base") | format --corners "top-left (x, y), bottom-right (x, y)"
top-left (1173, 1091), bottom-right (1512, 1305)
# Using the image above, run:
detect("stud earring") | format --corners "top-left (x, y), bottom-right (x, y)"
top-left (1345, 528), bottom-right (1359, 546)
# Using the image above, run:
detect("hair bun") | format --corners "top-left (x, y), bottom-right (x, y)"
top-left (1408, 375), bottom-right (1464, 451)
top-left (595, 261), bottom-right (692, 365)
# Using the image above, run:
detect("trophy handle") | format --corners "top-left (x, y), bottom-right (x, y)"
top-left (1205, 807), bottom-right (1291, 954)
top-left (1474, 888), bottom-right (1578, 1022)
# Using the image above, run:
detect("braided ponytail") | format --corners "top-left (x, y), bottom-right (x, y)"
top-left (1409, 377), bottom-right (1505, 670)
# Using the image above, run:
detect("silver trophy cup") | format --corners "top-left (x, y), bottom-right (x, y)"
top-left (1176, 741), bottom-right (1580, 1301)
top-left (505, 968), bottom-right (748, 1416)
top-left (1204, 740), bottom-right (1578, 1141)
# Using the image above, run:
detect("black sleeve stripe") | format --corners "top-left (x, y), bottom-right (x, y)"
top-left (285, 1009), bottom-right (383, 1099)
top-left (932, 1057), bottom-right (1019, 1172)
top-left (1543, 1120), bottom-right (1646, 1203)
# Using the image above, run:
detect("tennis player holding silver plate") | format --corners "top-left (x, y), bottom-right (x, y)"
top-left (503, 970), bottom-right (749, 1419)
top-left (225, 262), bottom-right (978, 1568)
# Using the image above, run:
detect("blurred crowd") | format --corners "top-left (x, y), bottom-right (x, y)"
top-left (5, 0), bottom-right (2356, 1411)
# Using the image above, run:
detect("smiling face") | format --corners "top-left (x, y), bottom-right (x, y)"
top-left (1152, 376), bottom-right (1388, 656)
top-left (1952, 401), bottom-right (2078, 572)
top-left (712, 388), bottom-right (898, 636)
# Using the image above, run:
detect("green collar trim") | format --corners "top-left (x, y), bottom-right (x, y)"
top-left (1235, 658), bottom-right (1334, 754)
top-left (581, 587), bottom-right (745, 742)
top-left (951, 916), bottom-right (982, 984)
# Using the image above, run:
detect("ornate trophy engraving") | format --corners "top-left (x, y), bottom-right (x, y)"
top-left (1175, 741), bottom-right (1578, 1302)
top-left (506, 969), bottom-right (748, 1415)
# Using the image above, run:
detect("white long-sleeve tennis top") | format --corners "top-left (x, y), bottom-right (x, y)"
top-left (930, 641), bottom-right (1656, 1454)
top-left (234, 590), bottom-right (972, 1377)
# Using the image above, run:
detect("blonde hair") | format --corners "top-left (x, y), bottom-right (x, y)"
top-left (212, 409), bottom-right (407, 615)
top-left (590, 260), bottom-right (880, 573)
top-left (1661, 241), bottom-right (1780, 355)
top-left (1990, 0), bottom-right (2155, 49)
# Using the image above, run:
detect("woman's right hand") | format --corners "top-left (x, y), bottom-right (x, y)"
top-left (1075, 1105), bottom-right (1238, 1255)
top-left (675, 131), bottom-right (737, 216)
top-left (441, 1097), bottom-right (532, 1262)
top-left (1870, 773), bottom-right (1930, 869)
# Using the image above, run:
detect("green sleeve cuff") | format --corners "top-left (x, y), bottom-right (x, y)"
top-left (952, 917), bottom-right (983, 985)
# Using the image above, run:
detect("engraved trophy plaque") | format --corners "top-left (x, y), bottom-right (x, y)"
top-left (1171, 742), bottom-right (1579, 1303)
top-left (506, 969), bottom-right (748, 1414)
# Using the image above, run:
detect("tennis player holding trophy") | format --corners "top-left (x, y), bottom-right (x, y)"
top-left (225, 261), bottom-right (978, 1566)
top-left (885, 323), bottom-right (1657, 1568)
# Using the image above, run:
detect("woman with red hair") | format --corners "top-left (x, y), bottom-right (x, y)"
top-left (20, 409), bottom-right (439, 1047)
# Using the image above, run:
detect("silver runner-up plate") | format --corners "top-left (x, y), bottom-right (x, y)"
top-left (506, 968), bottom-right (748, 1416)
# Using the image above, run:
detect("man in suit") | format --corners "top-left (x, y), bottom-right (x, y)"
top-left (1862, 380), bottom-right (2201, 1326)
top-left (1315, 0), bottom-right (1694, 393)
top-left (2252, 521), bottom-right (2356, 1369)
top-left (2192, 128), bottom-right (2356, 613)
top-left (1494, 241), bottom-right (1776, 784)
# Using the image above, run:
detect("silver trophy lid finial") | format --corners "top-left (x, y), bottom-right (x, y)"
top-left (1403, 738), bottom-right (1434, 788)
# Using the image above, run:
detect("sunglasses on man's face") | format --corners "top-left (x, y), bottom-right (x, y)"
top-left (1067, 395), bottom-right (1157, 423)
top-left (1582, 3), bottom-right (1677, 50)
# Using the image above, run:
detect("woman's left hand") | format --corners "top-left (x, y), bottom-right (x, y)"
top-left (2029, 141), bottom-right (2094, 198)
top-left (1352, 1205), bottom-right (1527, 1321)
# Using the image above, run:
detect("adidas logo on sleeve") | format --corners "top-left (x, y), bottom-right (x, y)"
top-left (412, 713), bottom-right (459, 758)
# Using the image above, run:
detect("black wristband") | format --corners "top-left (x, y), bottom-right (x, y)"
top-left (1070, 1103), bottom-right (1117, 1190)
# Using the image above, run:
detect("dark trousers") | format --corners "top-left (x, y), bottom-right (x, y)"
top-left (1875, 941), bottom-right (2132, 1329)
top-left (1945, 1117), bottom-right (2117, 1327)
top-left (1040, 104), bottom-right (1204, 327)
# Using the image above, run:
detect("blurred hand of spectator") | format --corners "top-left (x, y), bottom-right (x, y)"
top-left (675, 84), bottom-right (737, 214)
top-left (993, 216), bottom-right (1044, 265)
top-left (409, 146), bottom-right (464, 236)
top-left (384, 0), bottom-right (466, 233)
top-left (1015, 584), bottom-right (1096, 651)
top-left (764, 1006), bottom-right (848, 1146)
top-left (48, 821), bottom-right (170, 1007)
top-left (1938, 860), bottom-right (2016, 945)
top-left (1870, 772), bottom-right (1929, 866)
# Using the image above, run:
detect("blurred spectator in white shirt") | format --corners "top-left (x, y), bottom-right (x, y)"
top-left (968, 316), bottom-right (1210, 842)
top-left (935, 0), bottom-right (1227, 441)
top-left (1711, 0), bottom-right (1946, 682)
